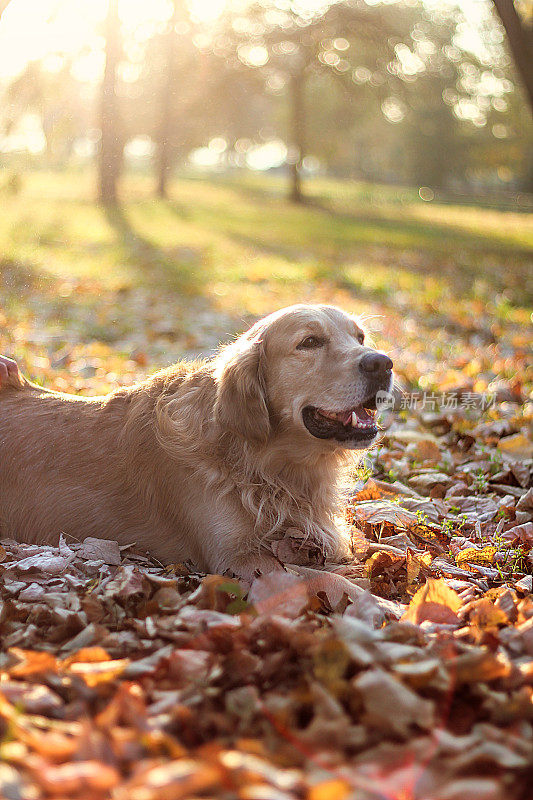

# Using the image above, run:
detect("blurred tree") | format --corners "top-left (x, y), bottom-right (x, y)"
top-left (124, 12), bottom-right (205, 171)
top-left (155, 0), bottom-right (183, 198)
top-left (1, 0), bottom-right (530, 197)
top-left (492, 0), bottom-right (533, 114)
top-left (123, 7), bottom-right (266, 182)
top-left (210, 0), bottom-right (416, 202)
top-left (5, 61), bottom-right (92, 163)
top-left (210, 0), bottom-right (524, 198)
top-left (98, 0), bottom-right (122, 205)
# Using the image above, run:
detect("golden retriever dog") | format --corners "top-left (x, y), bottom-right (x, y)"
top-left (0, 305), bottom-right (393, 579)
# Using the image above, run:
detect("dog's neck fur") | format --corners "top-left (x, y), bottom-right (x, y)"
top-left (149, 364), bottom-right (353, 561)
top-left (212, 434), bottom-right (351, 561)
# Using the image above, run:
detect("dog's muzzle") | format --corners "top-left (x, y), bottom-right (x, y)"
top-left (302, 353), bottom-right (393, 448)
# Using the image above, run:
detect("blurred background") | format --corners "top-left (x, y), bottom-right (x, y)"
top-left (0, 0), bottom-right (531, 403)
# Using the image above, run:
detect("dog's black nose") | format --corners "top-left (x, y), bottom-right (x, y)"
top-left (359, 352), bottom-right (393, 375)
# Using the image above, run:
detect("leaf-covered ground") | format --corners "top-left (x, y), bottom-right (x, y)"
top-left (0, 172), bottom-right (532, 799)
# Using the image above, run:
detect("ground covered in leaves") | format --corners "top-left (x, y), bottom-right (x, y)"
top-left (0, 172), bottom-right (532, 799)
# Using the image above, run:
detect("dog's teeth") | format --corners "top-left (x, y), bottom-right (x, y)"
top-left (351, 411), bottom-right (357, 427)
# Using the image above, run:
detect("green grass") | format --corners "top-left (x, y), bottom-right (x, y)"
top-left (1, 169), bottom-right (531, 314)
top-left (1, 167), bottom-right (531, 398)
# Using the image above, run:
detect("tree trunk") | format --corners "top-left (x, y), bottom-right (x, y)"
top-left (0, 1), bottom-right (13, 19)
top-left (98, 0), bottom-right (122, 205)
top-left (289, 71), bottom-right (305, 203)
top-left (492, 0), bottom-right (533, 116)
top-left (156, 1), bottom-right (182, 198)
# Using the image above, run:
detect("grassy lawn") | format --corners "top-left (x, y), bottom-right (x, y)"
top-left (1, 168), bottom-right (531, 396)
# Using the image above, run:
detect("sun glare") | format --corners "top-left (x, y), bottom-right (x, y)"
top-left (0, 0), bottom-right (227, 80)
top-left (0, 0), bottom-right (495, 83)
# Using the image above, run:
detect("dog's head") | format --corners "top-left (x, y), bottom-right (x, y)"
top-left (214, 304), bottom-right (393, 450)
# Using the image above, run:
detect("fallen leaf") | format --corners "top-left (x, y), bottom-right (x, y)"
top-left (249, 572), bottom-right (308, 617)
top-left (355, 668), bottom-right (434, 736)
top-left (456, 546), bottom-right (497, 567)
top-left (497, 433), bottom-right (533, 460)
top-left (38, 761), bottom-right (120, 794)
top-left (308, 780), bottom-right (352, 800)
top-left (79, 537), bottom-right (122, 565)
top-left (402, 578), bottom-right (462, 624)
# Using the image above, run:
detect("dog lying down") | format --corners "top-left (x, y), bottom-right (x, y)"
top-left (0, 304), bottom-right (393, 580)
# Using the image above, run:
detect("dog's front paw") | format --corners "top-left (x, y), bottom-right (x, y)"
top-left (326, 561), bottom-right (365, 579)
top-left (270, 528), bottom-right (325, 566)
top-left (0, 355), bottom-right (23, 390)
top-left (227, 553), bottom-right (287, 583)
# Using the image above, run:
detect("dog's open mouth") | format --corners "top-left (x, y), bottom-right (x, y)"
top-left (302, 401), bottom-right (378, 444)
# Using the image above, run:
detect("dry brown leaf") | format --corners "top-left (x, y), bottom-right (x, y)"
top-left (349, 500), bottom-right (419, 529)
top-left (78, 537), bottom-right (122, 565)
top-left (355, 667), bottom-right (434, 736)
top-left (0, 681), bottom-right (63, 715)
top-left (249, 571), bottom-right (309, 617)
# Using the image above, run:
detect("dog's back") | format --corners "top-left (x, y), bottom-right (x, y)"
top-left (0, 362), bottom-right (224, 568)
top-left (0, 382), bottom-right (135, 542)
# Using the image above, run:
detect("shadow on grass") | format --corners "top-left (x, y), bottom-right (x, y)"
top-left (231, 179), bottom-right (532, 256)
top-left (305, 197), bottom-right (533, 256)
top-left (210, 182), bottom-right (532, 304)
top-left (103, 204), bottom-right (207, 297)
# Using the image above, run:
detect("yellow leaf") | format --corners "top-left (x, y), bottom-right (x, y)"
top-left (497, 433), bottom-right (533, 460)
top-left (456, 546), bottom-right (496, 567)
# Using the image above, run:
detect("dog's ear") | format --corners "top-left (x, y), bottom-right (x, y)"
top-left (214, 340), bottom-right (270, 443)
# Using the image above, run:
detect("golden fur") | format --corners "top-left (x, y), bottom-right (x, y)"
top-left (0, 305), bottom-right (391, 578)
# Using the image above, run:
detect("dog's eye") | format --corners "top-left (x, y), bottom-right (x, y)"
top-left (297, 336), bottom-right (324, 350)
top-left (357, 332), bottom-right (365, 344)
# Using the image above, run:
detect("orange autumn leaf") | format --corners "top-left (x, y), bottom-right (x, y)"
top-left (309, 779), bottom-right (352, 800)
top-left (8, 649), bottom-right (57, 677)
top-left (402, 578), bottom-right (462, 624)
top-left (352, 478), bottom-right (390, 501)
top-left (38, 761), bottom-right (120, 794)
top-left (468, 598), bottom-right (508, 629)
top-left (60, 647), bottom-right (112, 668)
top-left (67, 658), bottom-right (130, 686)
